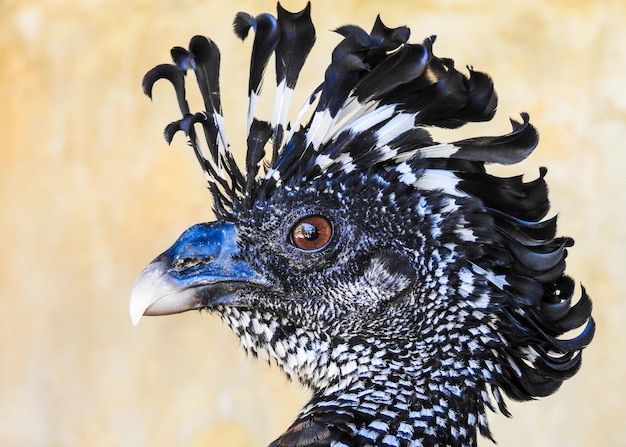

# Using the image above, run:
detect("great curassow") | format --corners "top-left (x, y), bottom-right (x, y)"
top-left (130, 3), bottom-right (594, 446)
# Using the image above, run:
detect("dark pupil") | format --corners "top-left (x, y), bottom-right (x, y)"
top-left (299, 222), bottom-right (319, 241)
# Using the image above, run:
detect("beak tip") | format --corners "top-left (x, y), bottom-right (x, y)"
top-left (129, 283), bottom-right (150, 326)
top-left (129, 261), bottom-right (167, 327)
top-left (129, 305), bottom-right (143, 326)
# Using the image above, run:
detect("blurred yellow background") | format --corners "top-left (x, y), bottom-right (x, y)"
top-left (1, 0), bottom-right (624, 446)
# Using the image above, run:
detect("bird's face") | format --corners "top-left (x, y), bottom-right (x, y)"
top-left (131, 171), bottom-right (465, 386)
top-left (232, 176), bottom-right (426, 330)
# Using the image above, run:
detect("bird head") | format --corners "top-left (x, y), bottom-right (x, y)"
top-left (131, 3), bottom-right (594, 444)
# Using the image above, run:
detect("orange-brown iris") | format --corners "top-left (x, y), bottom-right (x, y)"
top-left (290, 215), bottom-right (333, 251)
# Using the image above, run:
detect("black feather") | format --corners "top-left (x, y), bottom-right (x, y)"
top-left (245, 119), bottom-right (272, 200)
top-left (275, 2), bottom-right (315, 89)
top-left (142, 63), bottom-right (189, 115)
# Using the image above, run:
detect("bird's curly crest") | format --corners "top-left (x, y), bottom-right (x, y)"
top-left (142, 2), bottom-right (526, 216)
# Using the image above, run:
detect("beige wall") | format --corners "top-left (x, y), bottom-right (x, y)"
top-left (1, 0), bottom-right (624, 446)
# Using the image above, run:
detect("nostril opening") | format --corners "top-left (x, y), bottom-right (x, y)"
top-left (174, 256), bottom-right (215, 271)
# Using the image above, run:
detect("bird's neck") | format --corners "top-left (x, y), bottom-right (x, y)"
top-left (289, 341), bottom-right (492, 446)
top-left (221, 308), bottom-right (495, 446)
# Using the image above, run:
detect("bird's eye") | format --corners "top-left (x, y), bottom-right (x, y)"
top-left (290, 215), bottom-right (333, 251)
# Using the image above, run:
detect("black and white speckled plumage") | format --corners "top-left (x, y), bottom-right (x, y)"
top-left (132, 3), bottom-right (594, 446)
